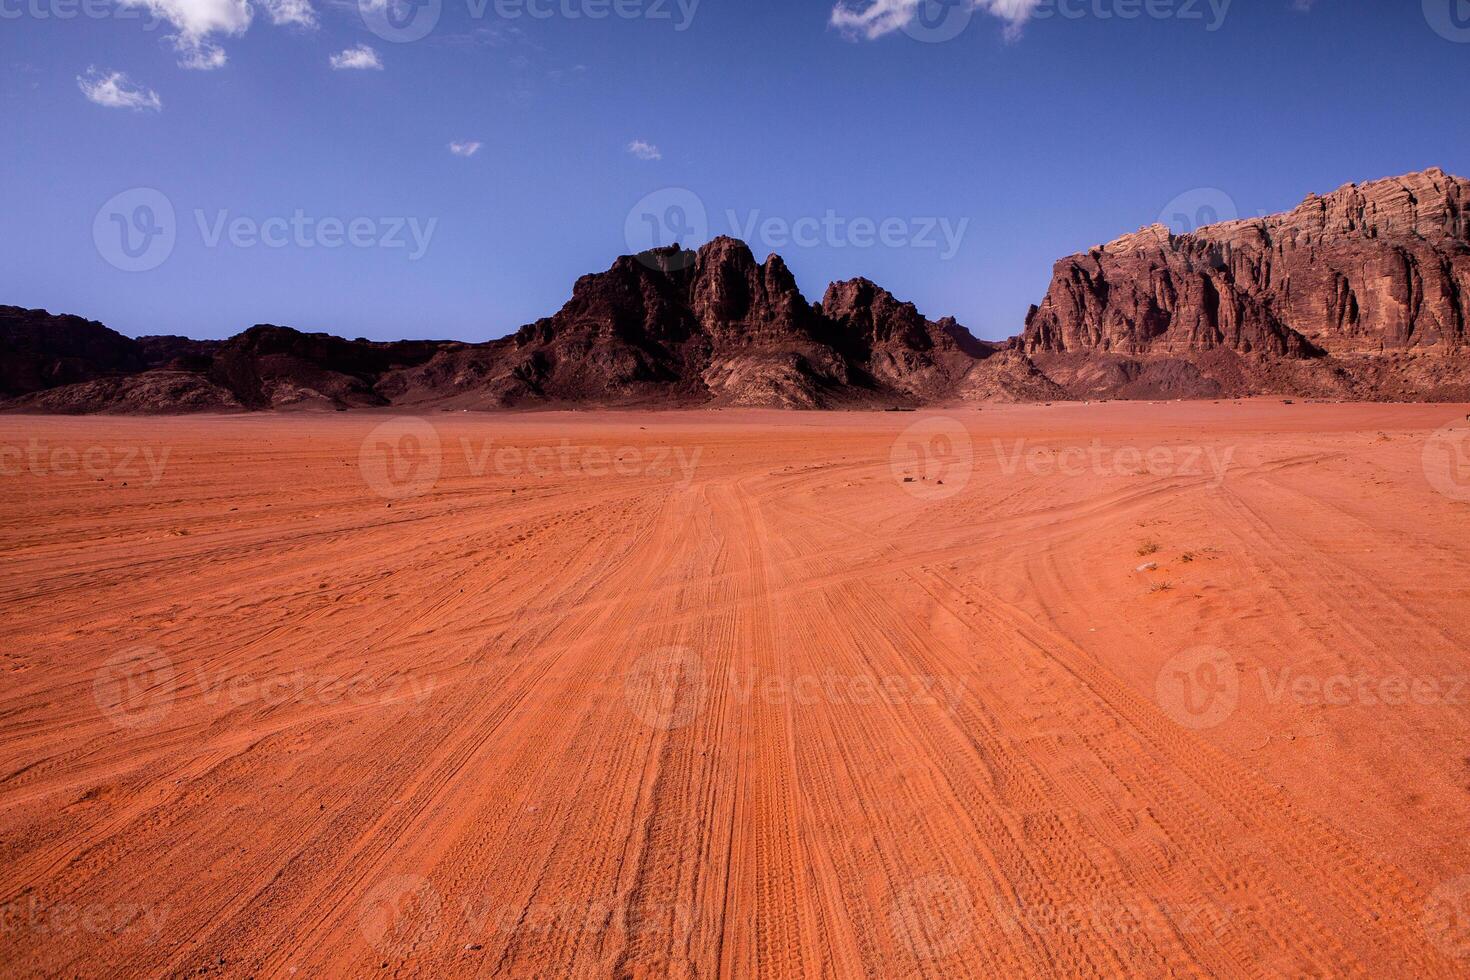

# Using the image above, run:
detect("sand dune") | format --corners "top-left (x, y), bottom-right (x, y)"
top-left (2, 403), bottom-right (1469, 976)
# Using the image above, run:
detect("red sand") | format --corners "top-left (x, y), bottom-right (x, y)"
top-left (2, 402), bottom-right (1470, 976)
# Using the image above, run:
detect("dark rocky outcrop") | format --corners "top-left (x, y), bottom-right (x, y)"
top-left (379, 238), bottom-right (994, 409)
top-left (0, 307), bottom-right (146, 398)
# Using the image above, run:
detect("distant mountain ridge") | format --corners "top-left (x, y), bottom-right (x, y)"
top-left (6, 168), bottom-right (1470, 412)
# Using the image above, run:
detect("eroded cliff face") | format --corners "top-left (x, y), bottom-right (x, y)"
top-left (1022, 168), bottom-right (1470, 358)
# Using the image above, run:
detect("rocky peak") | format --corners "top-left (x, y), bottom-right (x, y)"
top-left (688, 237), bottom-right (817, 341)
top-left (820, 278), bottom-right (933, 351)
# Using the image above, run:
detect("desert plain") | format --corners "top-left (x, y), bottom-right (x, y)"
top-left (2, 402), bottom-right (1470, 977)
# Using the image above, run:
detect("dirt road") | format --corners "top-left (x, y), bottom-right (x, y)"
top-left (3, 403), bottom-right (1469, 976)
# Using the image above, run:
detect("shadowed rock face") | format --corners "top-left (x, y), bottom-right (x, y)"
top-left (1022, 168), bottom-right (1470, 358)
top-left (0, 307), bottom-right (146, 398)
top-left (3, 319), bottom-right (452, 414)
top-left (391, 238), bottom-right (990, 409)
top-left (818, 277), bottom-right (999, 401)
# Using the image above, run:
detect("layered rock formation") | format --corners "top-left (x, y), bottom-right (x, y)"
top-left (1018, 168), bottom-right (1470, 398)
top-left (1023, 169), bottom-right (1469, 356)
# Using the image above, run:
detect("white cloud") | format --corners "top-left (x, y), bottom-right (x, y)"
top-left (448, 141), bottom-right (483, 157)
top-left (330, 45), bottom-right (383, 70)
top-left (830, 0), bottom-right (1042, 40)
top-left (114, 0), bottom-right (251, 68)
top-left (77, 68), bottom-right (162, 111)
top-left (111, 0), bottom-right (314, 70)
top-left (626, 139), bottom-right (662, 161)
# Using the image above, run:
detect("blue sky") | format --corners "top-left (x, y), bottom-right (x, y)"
top-left (3, 0), bottom-right (1469, 342)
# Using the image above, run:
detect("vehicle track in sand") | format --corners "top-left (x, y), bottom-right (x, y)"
top-left (1, 403), bottom-right (1468, 977)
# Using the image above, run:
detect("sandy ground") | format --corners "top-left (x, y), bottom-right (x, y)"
top-left (3, 402), bottom-right (1470, 977)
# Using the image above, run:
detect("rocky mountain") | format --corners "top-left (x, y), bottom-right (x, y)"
top-left (367, 237), bottom-right (1002, 410)
top-left (1018, 168), bottom-right (1470, 400)
top-left (6, 169), bottom-right (1470, 412)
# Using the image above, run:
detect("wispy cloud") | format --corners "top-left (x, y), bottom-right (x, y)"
top-left (448, 140), bottom-right (483, 157)
top-left (259, 0), bottom-right (316, 27)
top-left (830, 0), bottom-right (1042, 40)
top-left (77, 68), bottom-right (163, 111)
top-left (626, 139), bottom-right (662, 161)
top-left (330, 45), bottom-right (383, 70)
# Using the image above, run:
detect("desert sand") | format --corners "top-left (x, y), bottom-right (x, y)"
top-left (3, 403), bottom-right (1470, 977)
